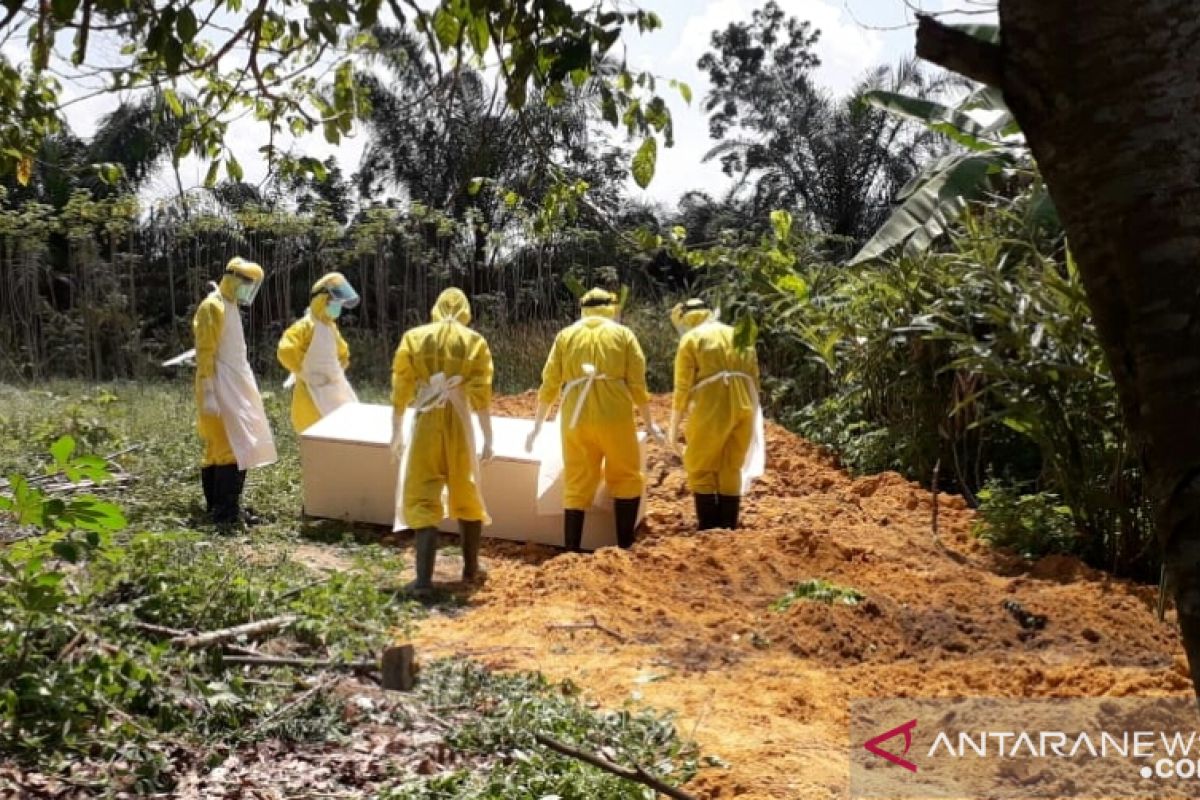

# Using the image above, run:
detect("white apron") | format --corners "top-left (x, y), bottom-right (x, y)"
top-left (214, 298), bottom-right (277, 470)
top-left (535, 320), bottom-right (631, 515)
top-left (689, 370), bottom-right (765, 495)
top-left (392, 372), bottom-right (490, 531)
top-left (284, 314), bottom-right (357, 416)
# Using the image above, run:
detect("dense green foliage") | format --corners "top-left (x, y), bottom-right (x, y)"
top-left (671, 196), bottom-right (1152, 578)
top-left (973, 480), bottom-right (1078, 560)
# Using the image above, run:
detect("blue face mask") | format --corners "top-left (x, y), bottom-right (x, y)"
top-left (326, 301), bottom-right (342, 320)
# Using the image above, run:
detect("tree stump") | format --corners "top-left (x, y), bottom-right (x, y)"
top-left (381, 644), bottom-right (415, 691)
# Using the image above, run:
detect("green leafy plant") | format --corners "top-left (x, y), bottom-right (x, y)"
top-left (771, 579), bottom-right (864, 611)
top-left (1, 437), bottom-right (137, 752)
top-left (851, 27), bottom-right (1040, 265)
top-left (973, 479), bottom-right (1078, 559)
top-left (29, 391), bottom-right (122, 453)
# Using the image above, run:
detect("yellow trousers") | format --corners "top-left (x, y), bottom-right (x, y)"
top-left (685, 407), bottom-right (754, 496)
top-left (562, 416), bottom-right (643, 509)
top-left (197, 412), bottom-right (237, 467)
top-left (401, 406), bottom-right (485, 529)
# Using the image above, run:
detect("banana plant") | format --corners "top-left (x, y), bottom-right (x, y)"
top-left (849, 26), bottom-right (1050, 265)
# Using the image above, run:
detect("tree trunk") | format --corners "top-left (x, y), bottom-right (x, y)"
top-left (918, 1), bottom-right (1200, 697)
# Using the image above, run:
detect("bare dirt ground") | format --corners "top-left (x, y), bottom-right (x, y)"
top-left (409, 394), bottom-right (1191, 799)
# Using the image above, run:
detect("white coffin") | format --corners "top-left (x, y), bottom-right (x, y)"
top-left (298, 402), bottom-right (646, 550)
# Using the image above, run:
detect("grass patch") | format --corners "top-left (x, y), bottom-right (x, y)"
top-left (2, 382), bottom-right (701, 796)
top-left (0, 528), bottom-right (416, 783)
top-left (771, 579), bottom-right (864, 611)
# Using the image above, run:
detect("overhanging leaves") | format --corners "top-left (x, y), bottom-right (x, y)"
top-left (632, 136), bottom-right (657, 189)
top-left (850, 152), bottom-right (1008, 265)
top-left (864, 90), bottom-right (1006, 151)
top-left (2, 0), bottom-right (677, 187)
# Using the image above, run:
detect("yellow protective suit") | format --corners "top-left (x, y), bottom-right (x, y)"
top-left (672, 304), bottom-right (761, 495)
top-left (194, 258), bottom-right (265, 467)
top-left (391, 289), bottom-right (493, 529)
top-left (194, 284), bottom-right (236, 467)
top-left (277, 291), bottom-right (350, 433)
top-left (537, 289), bottom-right (650, 509)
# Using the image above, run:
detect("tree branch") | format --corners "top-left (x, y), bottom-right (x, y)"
top-left (0, 2), bottom-right (22, 35)
top-left (914, 13), bottom-right (1003, 89)
top-left (222, 654), bottom-right (378, 672)
top-left (534, 733), bottom-right (698, 800)
top-left (73, 0), bottom-right (92, 64)
top-left (170, 614), bottom-right (298, 650)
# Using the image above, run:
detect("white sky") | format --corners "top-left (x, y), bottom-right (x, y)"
top-left (9, 0), bottom-right (995, 207)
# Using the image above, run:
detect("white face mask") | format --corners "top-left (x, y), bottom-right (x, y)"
top-left (326, 301), bottom-right (342, 320)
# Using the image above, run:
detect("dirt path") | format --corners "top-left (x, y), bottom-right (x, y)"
top-left (412, 395), bottom-right (1190, 798)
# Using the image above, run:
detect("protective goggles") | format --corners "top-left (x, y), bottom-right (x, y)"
top-left (581, 294), bottom-right (618, 308)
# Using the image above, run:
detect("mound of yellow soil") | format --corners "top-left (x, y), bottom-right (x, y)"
top-left (415, 394), bottom-right (1189, 798)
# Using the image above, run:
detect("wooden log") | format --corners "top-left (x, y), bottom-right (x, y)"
top-left (170, 614), bottom-right (297, 650)
top-left (533, 733), bottom-right (698, 800)
top-left (222, 654), bottom-right (377, 671)
top-left (381, 644), bottom-right (415, 691)
top-left (56, 630), bottom-right (87, 662)
top-left (133, 620), bottom-right (261, 656)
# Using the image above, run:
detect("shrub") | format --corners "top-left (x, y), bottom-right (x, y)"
top-left (973, 479), bottom-right (1078, 560)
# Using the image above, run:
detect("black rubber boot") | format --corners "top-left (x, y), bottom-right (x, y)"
top-left (718, 494), bottom-right (742, 530)
top-left (693, 493), bottom-right (720, 531)
top-left (229, 469), bottom-right (262, 525)
top-left (201, 466), bottom-right (216, 513)
top-left (460, 520), bottom-right (484, 582)
top-left (614, 497), bottom-right (641, 549)
top-left (211, 465), bottom-right (241, 527)
top-left (406, 527), bottom-right (439, 597)
top-left (563, 509), bottom-right (585, 553)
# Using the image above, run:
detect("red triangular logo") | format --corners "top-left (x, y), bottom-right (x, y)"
top-left (864, 719), bottom-right (918, 772)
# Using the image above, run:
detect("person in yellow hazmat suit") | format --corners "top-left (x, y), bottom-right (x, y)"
top-left (525, 287), bottom-right (664, 552)
top-left (193, 257), bottom-right (277, 527)
top-left (390, 288), bottom-right (495, 596)
top-left (668, 297), bottom-right (764, 530)
top-left (277, 272), bottom-right (361, 433)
